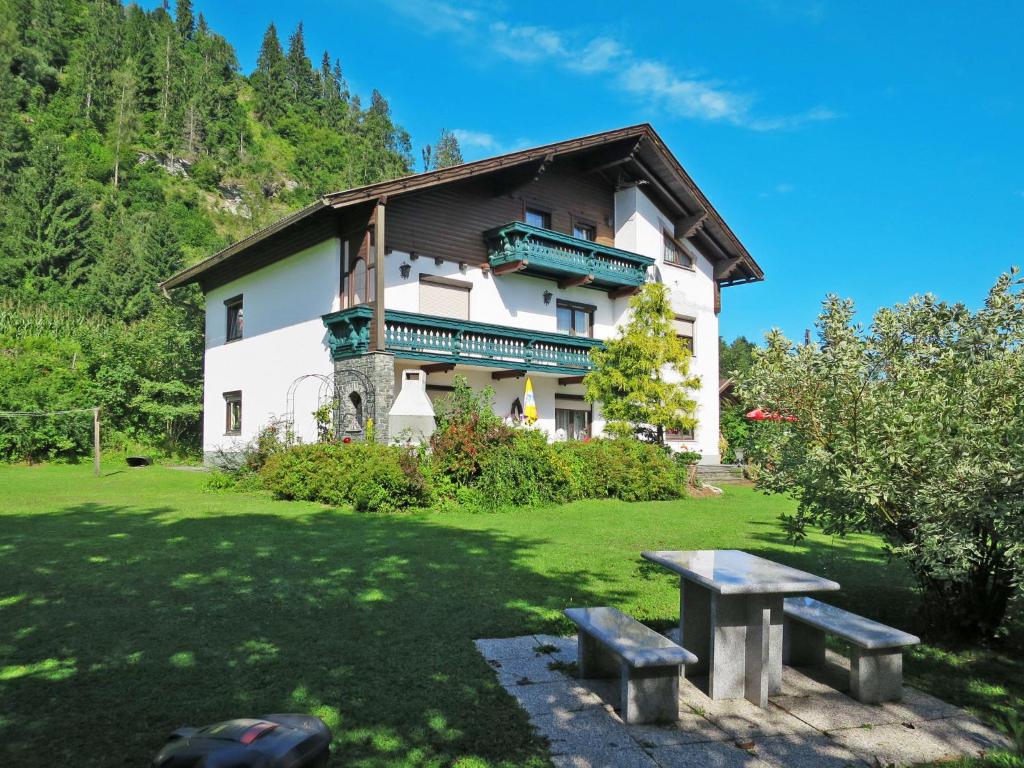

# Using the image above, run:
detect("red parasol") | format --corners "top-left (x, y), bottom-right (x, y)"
top-left (745, 408), bottom-right (797, 422)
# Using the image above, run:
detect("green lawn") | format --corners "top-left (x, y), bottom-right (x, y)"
top-left (0, 464), bottom-right (1020, 767)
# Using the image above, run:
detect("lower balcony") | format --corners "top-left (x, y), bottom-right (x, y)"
top-left (322, 307), bottom-right (603, 375)
top-left (484, 221), bottom-right (654, 293)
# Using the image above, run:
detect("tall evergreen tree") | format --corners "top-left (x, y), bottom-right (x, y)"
top-left (433, 128), bottom-right (463, 168)
top-left (252, 22), bottom-right (288, 124)
top-left (175, 0), bottom-right (194, 40)
top-left (285, 22), bottom-right (316, 109)
top-left (0, 138), bottom-right (96, 286)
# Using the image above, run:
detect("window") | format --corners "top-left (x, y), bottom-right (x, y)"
top-left (525, 207), bottom-right (551, 229)
top-left (224, 391), bottom-right (242, 435)
top-left (350, 258), bottom-right (366, 306)
top-left (555, 407), bottom-right (591, 440)
top-left (573, 222), bottom-right (595, 241)
top-left (666, 426), bottom-right (695, 441)
top-left (556, 300), bottom-right (594, 337)
top-left (663, 230), bottom-right (694, 268)
top-left (419, 275), bottom-right (471, 320)
top-left (225, 296), bottom-right (243, 342)
top-left (674, 316), bottom-right (695, 355)
top-left (343, 230), bottom-right (376, 308)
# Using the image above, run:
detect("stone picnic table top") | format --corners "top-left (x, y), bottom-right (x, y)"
top-left (641, 549), bottom-right (841, 595)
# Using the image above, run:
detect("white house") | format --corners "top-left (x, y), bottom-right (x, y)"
top-left (160, 124), bottom-right (764, 464)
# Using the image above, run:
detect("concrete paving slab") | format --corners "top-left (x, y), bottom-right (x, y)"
top-left (533, 634), bottom-right (579, 658)
top-left (507, 679), bottom-right (606, 716)
top-left (696, 699), bottom-right (818, 740)
top-left (628, 711), bottom-right (731, 748)
top-left (531, 707), bottom-right (635, 756)
top-left (550, 745), bottom-right (661, 768)
top-left (475, 636), bottom-right (545, 662)
top-left (646, 739), bottom-right (769, 767)
top-left (878, 687), bottom-right (962, 723)
top-left (771, 691), bottom-right (896, 731)
top-left (830, 716), bottom-right (1011, 766)
top-left (754, 732), bottom-right (870, 768)
top-left (495, 652), bottom-right (569, 687)
top-left (780, 662), bottom-right (850, 697)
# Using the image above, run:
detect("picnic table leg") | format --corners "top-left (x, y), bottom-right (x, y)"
top-left (768, 597), bottom-right (784, 695)
top-left (680, 578), bottom-right (710, 677)
top-left (743, 595), bottom-right (778, 708)
top-left (707, 593), bottom-right (747, 700)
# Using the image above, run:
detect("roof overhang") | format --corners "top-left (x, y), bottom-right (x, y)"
top-left (160, 123), bottom-right (763, 291)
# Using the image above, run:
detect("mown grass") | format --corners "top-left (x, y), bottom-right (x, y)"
top-left (0, 463), bottom-right (1019, 767)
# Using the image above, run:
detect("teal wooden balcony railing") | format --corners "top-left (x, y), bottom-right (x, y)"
top-left (322, 307), bottom-right (603, 375)
top-left (484, 221), bottom-right (654, 292)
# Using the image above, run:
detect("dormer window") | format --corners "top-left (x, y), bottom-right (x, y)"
top-left (663, 230), bottom-right (694, 269)
top-left (525, 208), bottom-right (551, 229)
top-left (225, 295), bottom-right (243, 341)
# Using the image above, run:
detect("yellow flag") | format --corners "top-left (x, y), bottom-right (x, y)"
top-left (524, 377), bottom-right (538, 423)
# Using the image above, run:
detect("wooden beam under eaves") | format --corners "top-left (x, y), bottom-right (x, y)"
top-left (558, 273), bottom-right (594, 289)
top-left (608, 285), bottom-right (641, 300)
top-left (421, 363), bottom-right (456, 374)
top-left (491, 369), bottom-right (526, 381)
top-left (492, 260), bottom-right (528, 275)
top-left (675, 211), bottom-right (708, 240)
top-left (714, 256), bottom-right (744, 281)
top-left (558, 375), bottom-right (586, 386)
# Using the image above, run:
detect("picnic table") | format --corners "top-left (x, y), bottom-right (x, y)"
top-left (641, 549), bottom-right (840, 708)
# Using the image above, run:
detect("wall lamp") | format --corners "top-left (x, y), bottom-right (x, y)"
top-left (543, 290), bottom-right (553, 305)
top-left (399, 262), bottom-right (412, 279)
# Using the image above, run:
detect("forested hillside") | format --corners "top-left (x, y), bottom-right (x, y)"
top-left (0, 0), bottom-right (459, 461)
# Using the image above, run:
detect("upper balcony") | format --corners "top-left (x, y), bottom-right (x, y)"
top-left (323, 306), bottom-right (603, 376)
top-left (483, 222), bottom-right (654, 294)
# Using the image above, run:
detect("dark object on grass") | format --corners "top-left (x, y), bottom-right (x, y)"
top-left (151, 714), bottom-right (331, 768)
top-left (126, 455), bottom-right (152, 467)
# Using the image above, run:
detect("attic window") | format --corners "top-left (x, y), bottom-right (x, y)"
top-left (225, 295), bottom-right (243, 341)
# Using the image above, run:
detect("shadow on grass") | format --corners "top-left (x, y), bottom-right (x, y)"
top-left (0, 503), bottom-right (632, 767)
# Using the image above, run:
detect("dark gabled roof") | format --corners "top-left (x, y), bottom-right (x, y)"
top-left (160, 123), bottom-right (763, 291)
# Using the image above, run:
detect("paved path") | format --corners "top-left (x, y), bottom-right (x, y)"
top-left (475, 634), bottom-right (1010, 768)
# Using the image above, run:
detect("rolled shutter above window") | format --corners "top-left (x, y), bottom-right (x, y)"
top-left (419, 276), bottom-right (470, 320)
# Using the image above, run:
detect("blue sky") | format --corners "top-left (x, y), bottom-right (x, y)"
top-left (146, 0), bottom-right (1023, 343)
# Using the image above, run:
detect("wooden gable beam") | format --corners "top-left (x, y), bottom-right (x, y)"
top-left (714, 256), bottom-right (744, 281)
top-left (558, 375), bottom-right (586, 386)
top-left (578, 136), bottom-right (646, 175)
top-left (675, 211), bottom-right (708, 240)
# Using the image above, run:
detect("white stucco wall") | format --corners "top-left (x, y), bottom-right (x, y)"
top-left (382, 250), bottom-right (627, 340)
top-left (202, 237), bottom-right (341, 457)
top-left (614, 185), bottom-right (721, 463)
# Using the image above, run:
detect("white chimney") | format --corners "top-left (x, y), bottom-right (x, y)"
top-left (388, 369), bottom-right (436, 445)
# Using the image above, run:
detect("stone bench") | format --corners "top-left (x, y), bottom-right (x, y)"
top-left (563, 606), bottom-right (698, 724)
top-left (783, 596), bottom-right (920, 704)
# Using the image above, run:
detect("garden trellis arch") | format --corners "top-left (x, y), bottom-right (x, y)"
top-left (283, 374), bottom-right (335, 439)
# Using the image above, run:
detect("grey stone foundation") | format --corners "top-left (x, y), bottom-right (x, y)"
top-left (333, 351), bottom-right (395, 444)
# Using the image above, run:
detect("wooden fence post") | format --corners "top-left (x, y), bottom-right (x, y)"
top-left (93, 407), bottom-right (101, 477)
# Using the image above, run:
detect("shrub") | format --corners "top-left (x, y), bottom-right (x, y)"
top-left (474, 428), bottom-right (574, 508)
top-left (553, 438), bottom-right (683, 502)
top-left (430, 377), bottom-right (514, 484)
top-left (261, 442), bottom-right (429, 512)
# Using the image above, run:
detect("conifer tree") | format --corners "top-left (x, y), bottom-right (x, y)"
top-left (285, 22), bottom-right (316, 109)
top-left (252, 23), bottom-right (289, 124)
top-left (433, 128), bottom-right (463, 168)
top-left (175, 0), bottom-right (194, 40)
